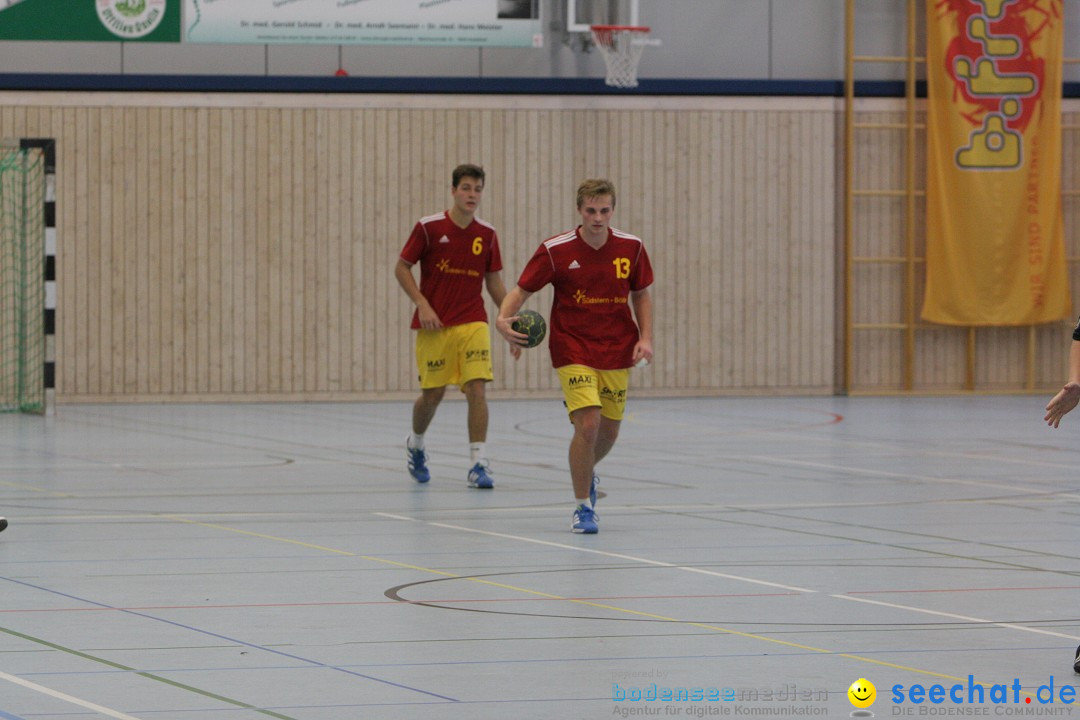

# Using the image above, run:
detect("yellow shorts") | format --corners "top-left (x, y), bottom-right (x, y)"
top-left (556, 364), bottom-right (630, 421)
top-left (415, 321), bottom-right (493, 390)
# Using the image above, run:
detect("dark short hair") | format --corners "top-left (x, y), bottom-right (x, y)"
top-left (452, 164), bottom-right (485, 188)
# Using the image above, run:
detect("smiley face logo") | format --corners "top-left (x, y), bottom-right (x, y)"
top-left (848, 678), bottom-right (876, 708)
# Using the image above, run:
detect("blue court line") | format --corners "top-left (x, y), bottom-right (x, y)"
top-left (0, 709), bottom-right (28, 720)
top-left (0, 575), bottom-right (459, 703)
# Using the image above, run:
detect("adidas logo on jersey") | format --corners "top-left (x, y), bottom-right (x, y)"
top-left (568, 260), bottom-right (580, 270)
top-left (438, 235), bottom-right (450, 244)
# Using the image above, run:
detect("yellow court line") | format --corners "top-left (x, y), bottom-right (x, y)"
top-left (163, 514), bottom-right (1033, 694)
top-left (166, 516), bottom-right (459, 576)
top-left (0, 479), bottom-right (74, 497)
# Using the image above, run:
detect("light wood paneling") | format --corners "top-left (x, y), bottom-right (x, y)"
top-left (0, 93), bottom-right (838, 402)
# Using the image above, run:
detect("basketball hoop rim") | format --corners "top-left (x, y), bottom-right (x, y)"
top-left (590, 24), bottom-right (651, 33)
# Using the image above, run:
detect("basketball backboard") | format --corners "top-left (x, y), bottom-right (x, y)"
top-left (566, 0), bottom-right (639, 33)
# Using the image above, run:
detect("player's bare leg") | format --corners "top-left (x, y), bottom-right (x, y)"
top-left (594, 416), bottom-right (620, 464)
top-left (463, 379), bottom-right (494, 488)
top-left (569, 407), bottom-right (602, 500)
top-left (412, 386), bottom-right (445, 436)
top-left (407, 386), bottom-right (444, 483)
top-left (462, 379), bottom-right (488, 444)
top-left (569, 407), bottom-right (602, 532)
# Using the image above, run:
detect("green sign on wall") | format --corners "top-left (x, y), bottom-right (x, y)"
top-left (0, 0), bottom-right (180, 42)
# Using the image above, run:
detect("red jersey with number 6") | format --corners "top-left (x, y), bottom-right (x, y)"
top-left (517, 227), bottom-right (653, 369)
top-left (400, 212), bottom-right (503, 329)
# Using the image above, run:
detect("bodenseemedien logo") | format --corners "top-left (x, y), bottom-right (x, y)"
top-left (96, 0), bottom-right (166, 40)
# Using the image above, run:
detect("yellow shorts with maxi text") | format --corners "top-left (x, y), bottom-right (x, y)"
top-left (415, 322), bottom-right (493, 390)
top-left (556, 364), bottom-right (630, 421)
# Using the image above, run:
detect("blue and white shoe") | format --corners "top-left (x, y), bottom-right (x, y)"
top-left (572, 504), bottom-right (598, 534)
top-left (589, 474), bottom-right (599, 509)
top-left (467, 461), bottom-right (494, 489)
top-left (407, 440), bottom-right (430, 484)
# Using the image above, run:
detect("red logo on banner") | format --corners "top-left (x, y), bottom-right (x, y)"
top-left (935, 0), bottom-right (1057, 168)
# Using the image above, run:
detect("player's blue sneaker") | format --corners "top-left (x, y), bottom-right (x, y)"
top-left (572, 504), bottom-right (598, 534)
top-left (467, 461), bottom-right (494, 489)
top-left (589, 474), bottom-right (599, 509)
top-left (407, 440), bottom-right (430, 484)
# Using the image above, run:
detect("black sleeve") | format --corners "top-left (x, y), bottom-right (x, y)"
top-left (1072, 316), bottom-right (1080, 341)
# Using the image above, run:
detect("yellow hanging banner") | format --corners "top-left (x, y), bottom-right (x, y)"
top-left (923, 0), bottom-right (1070, 326)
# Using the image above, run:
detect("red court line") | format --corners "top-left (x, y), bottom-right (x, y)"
top-left (847, 585), bottom-right (1080, 595)
top-left (0, 591), bottom-right (800, 614)
top-left (704, 410), bottom-right (844, 438)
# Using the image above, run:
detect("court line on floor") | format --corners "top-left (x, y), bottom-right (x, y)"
top-left (374, 513), bottom-right (814, 593)
top-left (369, 512), bottom-right (1068, 686)
top-left (0, 576), bottom-right (459, 707)
top-left (730, 454), bottom-right (1062, 496)
top-left (705, 502), bottom-right (1080, 573)
top-left (0, 625), bottom-right (300, 720)
top-left (848, 585), bottom-right (1080, 595)
top-left (0, 591), bottom-right (800, 615)
top-left (0, 480), bottom-right (73, 498)
top-left (833, 595), bottom-right (1080, 641)
top-left (631, 506), bottom-right (1080, 635)
top-left (0, 669), bottom-right (143, 720)
top-left (164, 513), bottom-right (1043, 693)
top-left (778, 430), bottom-right (1080, 473)
top-left (387, 515), bottom-right (1080, 638)
top-left (370, 512), bottom-right (1076, 628)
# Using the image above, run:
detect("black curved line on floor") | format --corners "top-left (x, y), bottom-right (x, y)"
top-left (384, 567), bottom-right (1080, 628)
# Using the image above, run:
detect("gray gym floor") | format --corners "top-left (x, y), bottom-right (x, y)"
top-left (2, 395), bottom-right (1079, 719)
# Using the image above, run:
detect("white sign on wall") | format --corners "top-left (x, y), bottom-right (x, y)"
top-left (185, 0), bottom-right (543, 48)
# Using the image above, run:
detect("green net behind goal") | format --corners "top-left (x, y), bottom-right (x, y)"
top-left (0, 144), bottom-right (45, 414)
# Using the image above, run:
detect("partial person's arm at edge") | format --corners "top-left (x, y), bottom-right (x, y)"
top-left (1045, 338), bottom-right (1080, 428)
top-left (496, 286), bottom-right (534, 349)
top-left (394, 258), bottom-right (441, 329)
top-left (630, 287), bottom-right (654, 366)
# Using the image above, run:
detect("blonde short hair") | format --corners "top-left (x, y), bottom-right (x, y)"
top-left (576, 178), bottom-right (616, 209)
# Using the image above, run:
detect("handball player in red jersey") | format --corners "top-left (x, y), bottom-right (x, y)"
top-left (395, 164), bottom-right (519, 489)
top-left (497, 179), bottom-right (654, 533)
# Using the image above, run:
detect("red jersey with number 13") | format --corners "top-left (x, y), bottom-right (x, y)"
top-left (517, 227), bottom-right (653, 369)
top-left (400, 212), bottom-right (503, 329)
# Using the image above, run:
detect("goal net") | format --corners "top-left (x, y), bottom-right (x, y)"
top-left (0, 143), bottom-right (45, 414)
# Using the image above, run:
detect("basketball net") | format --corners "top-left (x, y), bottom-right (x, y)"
top-left (590, 25), bottom-right (654, 89)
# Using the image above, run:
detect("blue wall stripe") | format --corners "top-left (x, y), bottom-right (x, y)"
top-left (0, 73), bottom-right (904, 96)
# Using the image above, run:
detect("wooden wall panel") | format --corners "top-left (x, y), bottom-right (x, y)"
top-left (0, 93), bottom-right (838, 402)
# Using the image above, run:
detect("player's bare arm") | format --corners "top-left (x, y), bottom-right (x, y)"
top-left (496, 286), bottom-right (533, 347)
top-left (486, 272), bottom-right (521, 359)
top-left (630, 288), bottom-right (654, 366)
top-left (394, 258), bottom-right (442, 329)
top-left (485, 271), bottom-right (511, 310)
